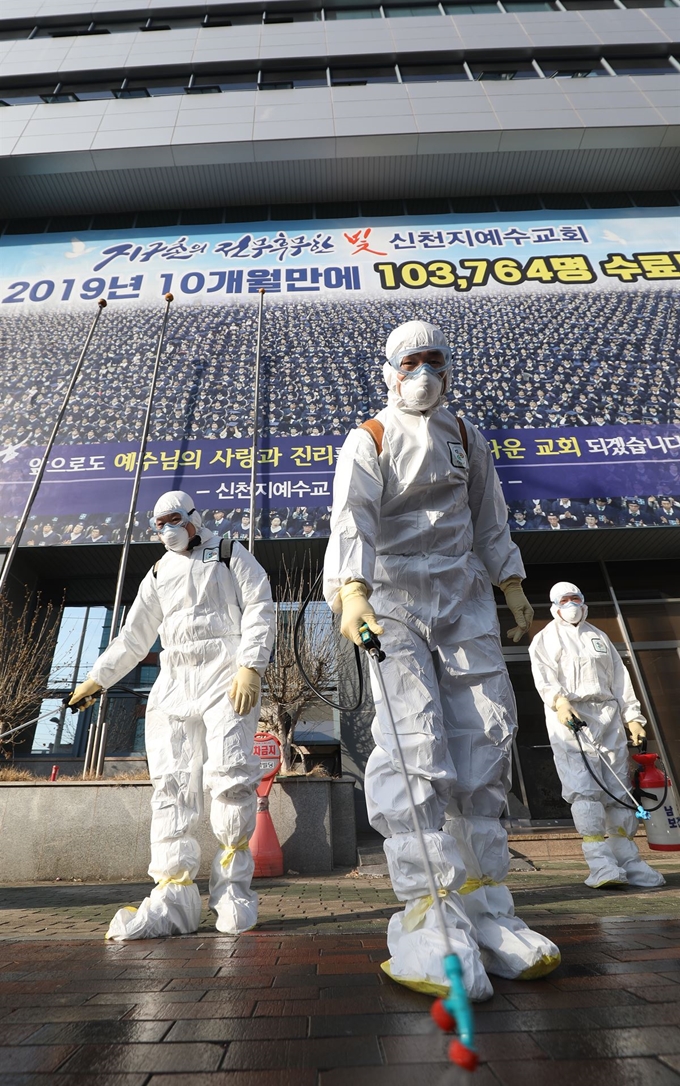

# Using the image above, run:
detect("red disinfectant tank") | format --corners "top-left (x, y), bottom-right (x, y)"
top-left (632, 753), bottom-right (680, 852)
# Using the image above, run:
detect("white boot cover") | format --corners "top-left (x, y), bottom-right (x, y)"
top-left (464, 884), bottom-right (561, 980)
top-left (210, 839), bottom-right (258, 934)
top-left (380, 830), bottom-right (492, 1002)
top-left (384, 894), bottom-right (493, 1002)
top-left (106, 878), bottom-right (202, 941)
top-left (581, 840), bottom-right (627, 888)
top-left (572, 799), bottom-right (626, 887)
top-left (446, 815), bottom-right (560, 980)
top-left (208, 785), bottom-right (259, 935)
top-left (606, 809), bottom-right (666, 888)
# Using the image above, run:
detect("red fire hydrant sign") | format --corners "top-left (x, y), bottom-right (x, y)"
top-left (251, 731), bottom-right (284, 878)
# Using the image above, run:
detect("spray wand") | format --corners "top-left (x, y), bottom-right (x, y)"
top-left (358, 622), bottom-right (477, 1072)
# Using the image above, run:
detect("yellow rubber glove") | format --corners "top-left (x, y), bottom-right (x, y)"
top-left (229, 666), bottom-right (261, 715)
top-left (499, 576), bottom-right (534, 643)
top-left (554, 696), bottom-right (582, 728)
top-left (338, 581), bottom-right (384, 647)
top-left (67, 678), bottom-right (102, 711)
top-left (627, 720), bottom-right (646, 746)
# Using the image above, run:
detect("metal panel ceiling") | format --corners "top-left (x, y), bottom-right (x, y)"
top-left (5, 528), bottom-right (678, 607)
top-left (2, 145), bottom-right (679, 218)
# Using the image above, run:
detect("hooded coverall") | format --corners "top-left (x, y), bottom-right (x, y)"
top-left (529, 614), bottom-right (665, 889)
top-left (89, 534), bottom-right (275, 940)
top-left (324, 325), bottom-right (559, 1001)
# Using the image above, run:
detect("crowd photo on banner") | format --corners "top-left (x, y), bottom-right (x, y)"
top-left (0, 210), bottom-right (678, 545)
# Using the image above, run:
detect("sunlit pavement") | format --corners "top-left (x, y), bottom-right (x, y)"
top-left (0, 858), bottom-right (679, 1084)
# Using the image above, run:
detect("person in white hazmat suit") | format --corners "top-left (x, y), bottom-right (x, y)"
top-left (529, 582), bottom-right (664, 890)
top-left (68, 490), bottom-right (275, 939)
top-left (323, 320), bottom-right (560, 1002)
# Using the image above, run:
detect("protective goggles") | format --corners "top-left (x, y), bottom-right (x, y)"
top-left (555, 591), bottom-right (584, 606)
top-left (388, 346), bottom-right (452, 378)
top-left (149, 507), bottom-right (194, 531)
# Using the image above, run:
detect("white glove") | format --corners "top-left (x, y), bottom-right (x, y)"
top-left (338, 581), bottom-right (384, 647)
top-left (500, 576), bottom-right (534, 643)
top-left (627, 720), bottom-right (646, 746)
top-left (554, 696), bottom-right (582, 729)
top-left (68, 678), bottom-right (102, 711)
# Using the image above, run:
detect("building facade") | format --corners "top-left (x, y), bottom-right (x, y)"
top-left (0, 0), bottom-right (678, 825)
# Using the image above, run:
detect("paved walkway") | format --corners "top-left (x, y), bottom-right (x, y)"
top-left (1, 858), bottom-right (679, 1083)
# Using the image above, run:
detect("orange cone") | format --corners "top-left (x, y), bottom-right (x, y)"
top-left (251, 794), bottom-right (284, 877)
top-left (251, 731), bottom-right (284, 878)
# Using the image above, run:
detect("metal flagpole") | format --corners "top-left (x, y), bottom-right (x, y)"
top-left (248, 288), bottom-right (265, 554)
top-left (84, 294), bottom-right (174, 779)
top-left (0, 299), bottom-right (107, 598)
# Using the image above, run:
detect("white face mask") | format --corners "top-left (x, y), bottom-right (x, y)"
top-left (160, 524), bottom-right (190, 552)
top-left (399, 370), bottom-right (443, 411)
top-left (559, 602), bottom-right (583, 624)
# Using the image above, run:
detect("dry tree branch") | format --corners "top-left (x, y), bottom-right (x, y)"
top-left (0, 588), bottom-right (63, 751)
top-left (260, 559), bottom-right (343, 773)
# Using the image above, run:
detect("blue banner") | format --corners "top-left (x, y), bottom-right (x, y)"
top-left (1, 207), bottom-right (678, 543)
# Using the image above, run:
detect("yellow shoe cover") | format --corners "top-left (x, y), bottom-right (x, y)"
top-left (380, 958), bottom-right (448, 998)
top-left (517, 953), bottom-right (561, 980)
top-left (592, 879), bottom-right (627, 890)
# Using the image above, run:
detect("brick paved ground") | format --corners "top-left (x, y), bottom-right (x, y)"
top-left (1, 858), bottom-right (679, 1084)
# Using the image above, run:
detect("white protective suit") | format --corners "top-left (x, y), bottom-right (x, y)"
top-left (529, 582), bottom-right (664, 889)
top-left (89, 491), bottom-right (275, 940)
top-left (324, 322), bottom-right (560, 1001)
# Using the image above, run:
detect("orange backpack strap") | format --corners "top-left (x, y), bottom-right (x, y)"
top-left (360, 418), bottom-right (385, 456)
top-left (457, 415), bottom-right (469, 456)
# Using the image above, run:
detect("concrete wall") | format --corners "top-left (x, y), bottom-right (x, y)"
top-left (0, 776), bottom-right (356, 882)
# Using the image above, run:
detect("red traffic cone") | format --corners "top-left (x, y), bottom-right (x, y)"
top-left (250, 731), bottom-right (284, 878)
top-left (251, 793), bottom-right (284, 877)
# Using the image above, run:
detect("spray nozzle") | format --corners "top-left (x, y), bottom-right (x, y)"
top-left (430, 953), bottom-right (478, 1071)
top-left (568, 717), bottom-right (586, 733)
top-left (358, 623), bottom-right (386, 662)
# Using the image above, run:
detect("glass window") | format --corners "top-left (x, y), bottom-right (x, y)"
top-left (0, 86), bottom-right (58, 105)
top-left (609, 560), bottom-right (679, 600)
top-left (117, 76), bottom-right (190, 98)
top-left (635, 649), bottom-right (680, 786)
top-left (504, 1), bottom-right (557, 10)
top-left (331, 66), bottom-right (398, 83)
top-left (34, 24), bottom-right (91, 37)
top-left (506, 660), bottom-right (571, 820)
top-left (469, 60), bottom-right (539, 79)
top-left (561, 1), bottom-right (617, 8)
top-left (622, 1), bottom-right (680, 8)
top-left (622, 603), bottom-right (680, 644)
top-left (206, 13), bottom-right (263, 25)
top-left (95, 20), bottom-right (152, 32)
top-left (605, 56), bottom-right (675, 75)
top-left (260, 69), bottom-right (327, 88)
top-left (539, 58), bottom-right (605, 78)
top-left (384, 4), bottom-right (442, 15)
top-left (30, 606), bottom-right (108, 755)
top-left (192, 73), bottom-right (259, 91)
top-left (61, 83), bottom-right (116, 101)
top-left (264, 10), bottom-right (323, 21)
top-left (399, 63), bottom-right (469, 80)
top-left (0, 28), bottom-right (36, 40)
top-left (325, 7), bottom-right (384, 18)
top-left (442, 3), bottom-right (501, 13)
top-left (141, 19), bottom-right (172, 31)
